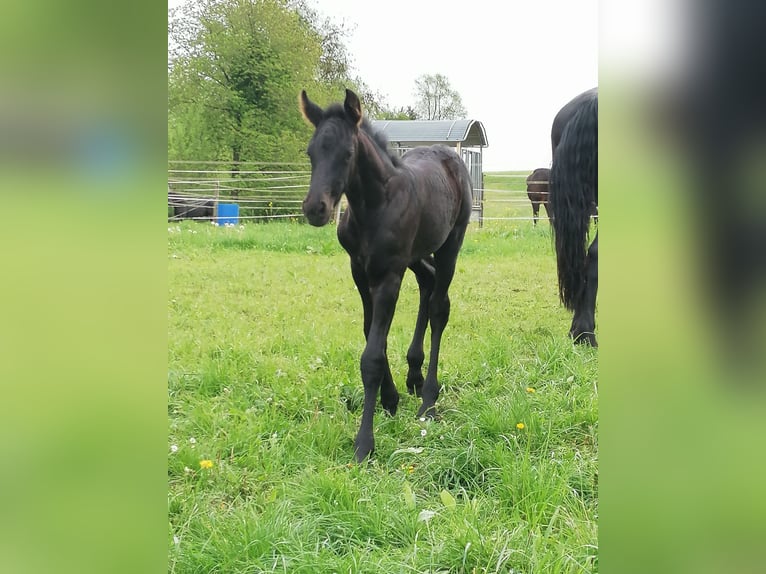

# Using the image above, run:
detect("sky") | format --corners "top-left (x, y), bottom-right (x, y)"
top-left (169, 0), bottom-right (599, 171)
top-left (307, 0), bottom-right (598, 171)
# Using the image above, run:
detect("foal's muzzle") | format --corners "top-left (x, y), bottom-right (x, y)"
top-left (302, 193), bottom-right (333, 226)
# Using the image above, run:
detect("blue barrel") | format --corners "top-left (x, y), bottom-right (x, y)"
top-left (216, 203), bottom-right (239, 226)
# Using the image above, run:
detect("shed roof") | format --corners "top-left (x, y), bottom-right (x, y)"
top-left (370, 119), bottom-right (488, 148)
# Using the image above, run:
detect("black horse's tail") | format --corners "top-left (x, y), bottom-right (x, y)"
top-left (550, 95), bottom-right (598, 311)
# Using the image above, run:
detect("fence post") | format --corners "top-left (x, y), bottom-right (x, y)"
top-left (214, 180), bottom-right (220, 224)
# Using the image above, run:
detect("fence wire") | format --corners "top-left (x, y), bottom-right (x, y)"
top-left (168, 163), bottom-right (571, 224)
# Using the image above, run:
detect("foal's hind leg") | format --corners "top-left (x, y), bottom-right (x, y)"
top-left (406, 257), bottom-right (436, 397)
top-left (570, 233), bottom-right (598, 347)
top-left (418, 230), bottom-right (466, 418)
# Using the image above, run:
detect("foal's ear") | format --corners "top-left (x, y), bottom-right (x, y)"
top-left (344, 88), bottom-right (363, 127)
top-left (299, 90), bottom-right (324, 127)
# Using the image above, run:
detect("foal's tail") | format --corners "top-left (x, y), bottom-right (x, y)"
top-left (550, 95), bottom-right (598, 311)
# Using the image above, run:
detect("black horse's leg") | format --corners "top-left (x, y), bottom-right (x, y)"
top-left (355, 270), bottom-right (403, 462)
top-left (406, 257), bottom-right (436, 397)
top-left (531, 201), bottom-right (539, 226)
top-left (570, 233), bottom-right (598, 347)
top-left (350, 259), bottom-right (399, 416)
top-left (417, 230), bottom-right (465, 418)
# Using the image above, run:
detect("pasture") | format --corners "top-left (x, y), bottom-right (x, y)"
top-left (168, 173), bottom-right (598, 573)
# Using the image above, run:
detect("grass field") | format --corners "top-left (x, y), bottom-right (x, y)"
top-left (168, 173), bottom-right (598, 573)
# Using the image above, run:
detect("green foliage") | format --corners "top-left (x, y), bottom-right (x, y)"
top-left (168, 0), bottom-right (352, 165)
top-left (168, 214), bottom-right (598, 572)
top-left (376, 105), bottom-right (418, 120)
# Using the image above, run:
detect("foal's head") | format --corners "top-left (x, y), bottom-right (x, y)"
top-left (299, 88), bottom-right (363, 226)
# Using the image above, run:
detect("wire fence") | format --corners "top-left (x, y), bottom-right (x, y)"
top-left (168, 162), bottom-right (560, 225)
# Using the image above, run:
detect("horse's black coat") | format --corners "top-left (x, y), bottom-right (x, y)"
top-left (550, 88), bottom-right (599, 346)
top-left (300, 89), bottom-right (472, 462)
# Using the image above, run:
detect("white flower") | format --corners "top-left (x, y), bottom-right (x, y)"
top-left (420, 429), bottom-right (427, 437)
top-left (189, 437), bottom-right (196, 444)
top-left (173, 535), bottom-right (180, 545)
top-left (419, 417), bottom-right (426, 422)
top-left (183, 466), bottom-right (192, 474)
top-left (170, 444), bottom-right (178, 453)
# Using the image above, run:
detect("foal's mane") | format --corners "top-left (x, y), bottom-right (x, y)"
top-left (322, 103), bottom-right (402, 167)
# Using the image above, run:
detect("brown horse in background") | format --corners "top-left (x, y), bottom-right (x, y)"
top-left (526, 167), bottom-right (551, 226)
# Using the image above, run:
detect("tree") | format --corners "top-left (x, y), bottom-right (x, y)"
top-left (168, 0), bottom-right (363, 167)
top-left (412, 73), bottom-right (467, 120)
top-left (376, 105), bottom-right (417, 120)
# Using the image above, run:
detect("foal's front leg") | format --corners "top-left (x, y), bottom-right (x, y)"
top-left (350, 259), bottom-right (399, 416)
top-left (354, 270), bottom-right (403, 462)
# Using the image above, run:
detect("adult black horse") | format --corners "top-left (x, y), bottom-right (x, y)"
top-left (299, 89), bottom-right (473, 462)
top-left (549, 88), bottom-right (598, 346)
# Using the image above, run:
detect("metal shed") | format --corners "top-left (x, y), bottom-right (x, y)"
top-left (370, 119), bottom-right (489, 225)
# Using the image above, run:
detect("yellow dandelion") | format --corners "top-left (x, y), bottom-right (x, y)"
top-left (199, 459), bottom-right (214, 469)
top-left (407, 465), bottom-right (415, 474)
top-left (526, 387), bottom-right (535, 393)
top-left (516, 422), bottom-right (526, 430)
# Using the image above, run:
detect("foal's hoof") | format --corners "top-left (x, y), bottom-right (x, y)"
top-left (571, 330), bottom-right (597, 347)
top-left (416, 403), bottom-right (437, 419)
top-left (406, 374), bottom-right (424, 397)
top-left (382, 400), bottom-right (398, 417)
top-left (354, 434), bottom-right (375, 463)
top-left (381, 390), bottom-right (399, 416)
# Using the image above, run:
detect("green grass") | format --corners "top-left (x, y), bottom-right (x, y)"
top-left (168, 200), bottom-right (597, 573)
